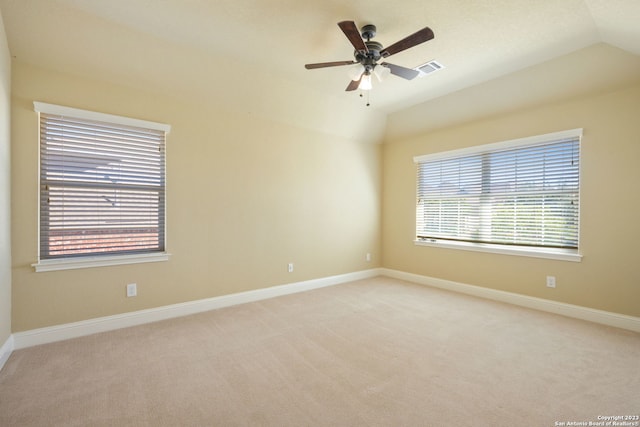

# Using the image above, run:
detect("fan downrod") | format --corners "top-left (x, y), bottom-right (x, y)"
top-left (354, 25), bottom-right (382, 71)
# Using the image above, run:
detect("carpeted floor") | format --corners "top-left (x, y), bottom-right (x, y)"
top-left (1, 277), bottom-right (639, 426)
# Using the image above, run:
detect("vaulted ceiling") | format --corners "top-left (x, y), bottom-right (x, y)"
top-left (1, 0), bottom-right (639, 140)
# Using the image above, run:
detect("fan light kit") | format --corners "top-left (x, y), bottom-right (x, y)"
top-left (305, 21), bottom-right (435, 106)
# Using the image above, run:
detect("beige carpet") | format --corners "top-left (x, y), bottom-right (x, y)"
top-left (1, 277), bottom-right (639, 426)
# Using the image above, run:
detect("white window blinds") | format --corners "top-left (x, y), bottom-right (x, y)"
top-left (36, 103), bottom-right (169, 260)
top-left (415, 130), bottom-right (581, 250)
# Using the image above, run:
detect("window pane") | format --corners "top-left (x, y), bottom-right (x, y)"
top-left (39, 110), bottom-right (167, 259)
top-left (416, 135), bottom-right (580, 250)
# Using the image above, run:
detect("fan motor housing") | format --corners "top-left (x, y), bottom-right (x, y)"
top-left (354, 40), bottom-right (383, 67)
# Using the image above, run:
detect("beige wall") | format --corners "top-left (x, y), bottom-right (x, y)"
top-left (0, 10), bottom-right (11, 344)
top-left (383, 82), bottom-right (640, 317)
top-left (11, 62), bottom-right (382, 331)
top-left (9, 52), bottom-right (640, 333)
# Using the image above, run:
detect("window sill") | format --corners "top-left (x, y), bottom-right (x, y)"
top-left (414, 239), bottom-right (582, 262)
top-left (32, 252), bottom-right (170, 272)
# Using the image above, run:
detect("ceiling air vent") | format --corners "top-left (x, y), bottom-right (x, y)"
top-left (415, 60), bottom-right (445, 77)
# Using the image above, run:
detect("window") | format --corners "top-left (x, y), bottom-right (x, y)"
top-left (414, 129), bottom-right (581, 261)
top-left (33, 102), bottom-right (171, 272)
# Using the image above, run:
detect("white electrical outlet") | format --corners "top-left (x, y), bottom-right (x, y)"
top-left (288, 263), bottom-right (294, 273)
top-left (126, 283), bottom-right (137, 297)
top-left (366, 253), bottom-right (371, 262)
top-left (546, 276), bottom-right (556, 288)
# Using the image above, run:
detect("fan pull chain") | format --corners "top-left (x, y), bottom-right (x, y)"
top-left (359, 91), bottom-right (371, 106)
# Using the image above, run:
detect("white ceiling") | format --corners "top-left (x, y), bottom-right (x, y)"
top-left (1, 0), bottom-right (639, 139)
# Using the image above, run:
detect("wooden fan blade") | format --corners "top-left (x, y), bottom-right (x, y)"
top-left (338, 21), bottom-right (368, 53)
top-left (381, 63), bottom-right (420, 80)
top-left (305, 60), bottom-right (357, 69)
top-left (381, 27), bottom-right (434, 58)
top-left (346, 73), bottom-right (363, 91)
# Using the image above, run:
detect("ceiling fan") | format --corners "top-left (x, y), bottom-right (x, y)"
top-left (305, 21), bottom-right (435, 92)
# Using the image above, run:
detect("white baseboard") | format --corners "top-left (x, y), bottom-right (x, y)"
top-left (12, 268), bottom-right (382, 350)
top-left (381, 268), bottom-right (640, 333)
top-left (0, 335), bottom-right (14, 371)
top-left (9, 266), bottom-right (638, 353)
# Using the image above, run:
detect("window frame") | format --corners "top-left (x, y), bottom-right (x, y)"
top-left (32, 102), bottom-right (171, 272)
top-left (413, 129), bottom-right (583, 262)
